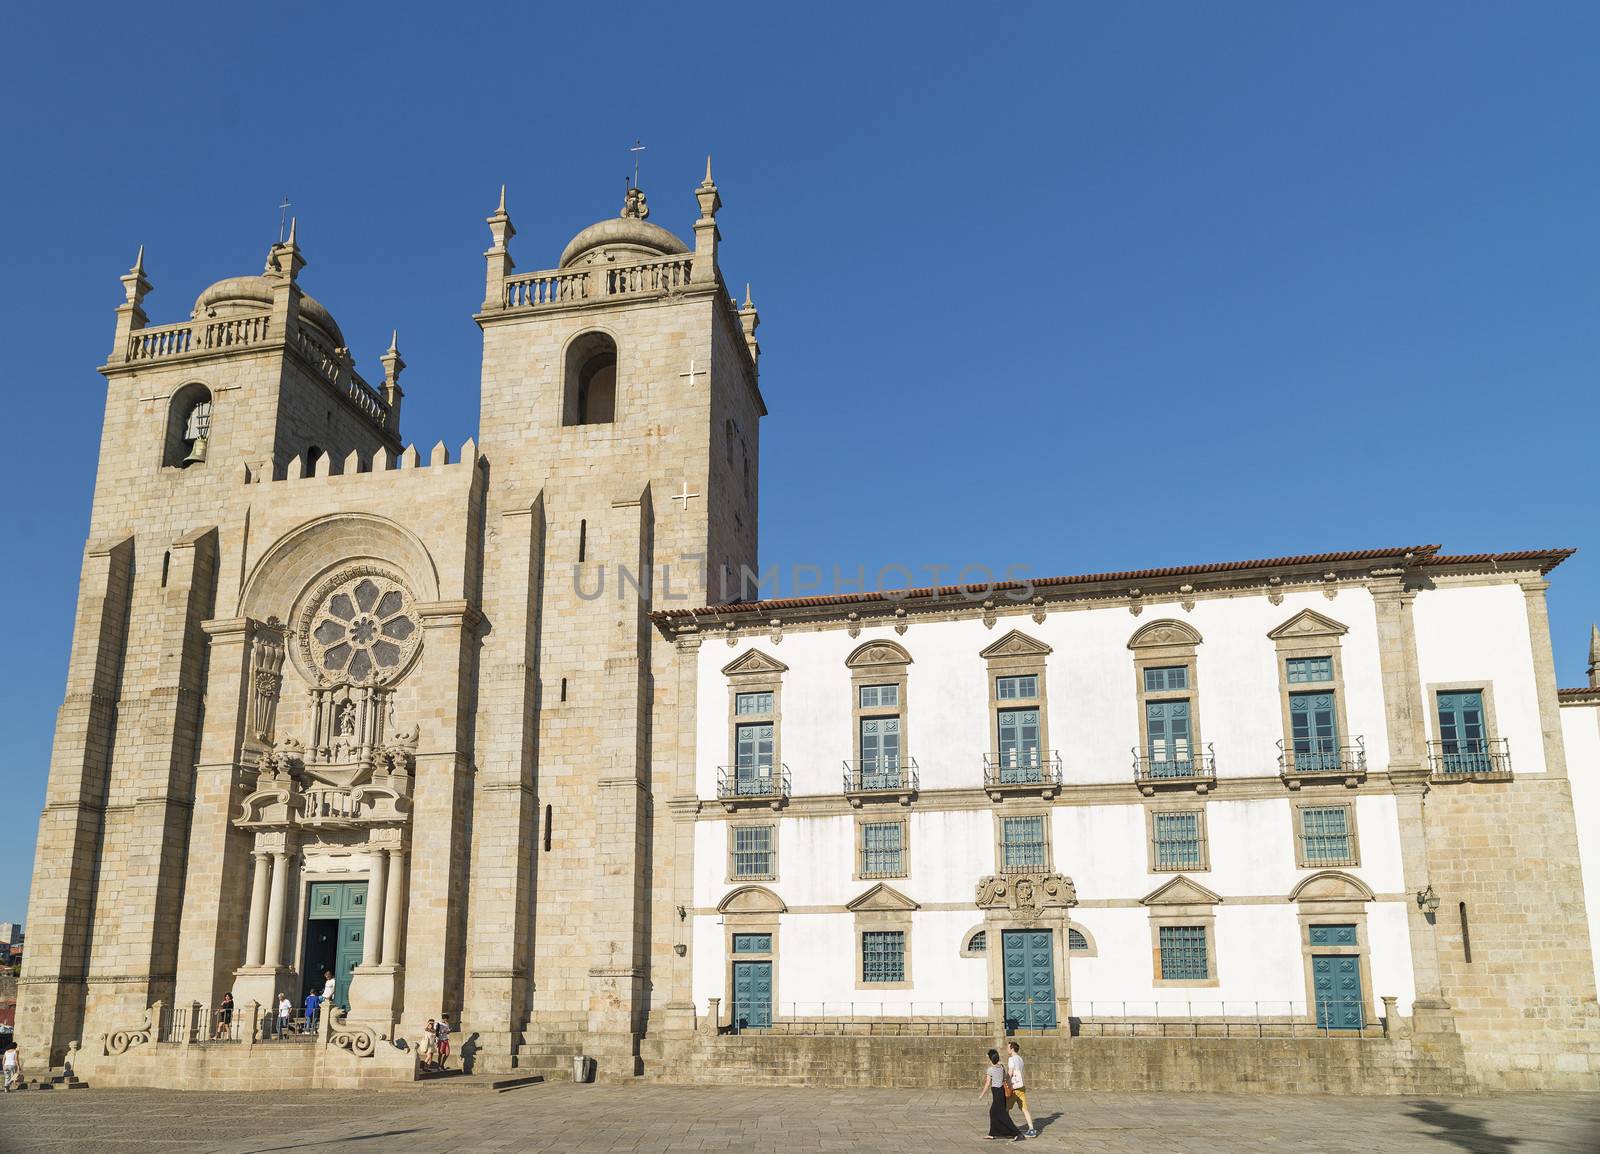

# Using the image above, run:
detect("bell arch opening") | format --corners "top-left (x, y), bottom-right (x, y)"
top-left (563, 331), bottom-right (617, 426)
top-left (164, 382), bottom-right (213, 467)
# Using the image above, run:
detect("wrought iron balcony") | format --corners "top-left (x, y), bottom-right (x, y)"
top-left (1427, 738), bottom-right (1512, 781)
top-left (1277, 737), bottom-right (1367, 788)
top-left (1133, 744), bottom-right (1216, 794)
top-left (982, 751), bottom-right (1064, 797)
top-left (842, 758), bottom-right (919, 804)
top-left (716, 764), bottom-right (792, 810)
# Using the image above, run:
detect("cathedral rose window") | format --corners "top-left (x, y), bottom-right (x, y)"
top-left (303, 571), bottom-right (420, 686)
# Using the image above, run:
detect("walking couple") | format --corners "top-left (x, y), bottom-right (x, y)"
top-left (979, 1041), bottom-right (1039, 1141)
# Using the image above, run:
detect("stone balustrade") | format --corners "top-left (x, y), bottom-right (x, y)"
top-left (502, 253), bottom-right (696, 312)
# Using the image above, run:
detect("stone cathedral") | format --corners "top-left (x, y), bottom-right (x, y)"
top-left (21, 164), bottom-right (759, 1078)
top-left (20, 159), bottom-right (1600, 1094)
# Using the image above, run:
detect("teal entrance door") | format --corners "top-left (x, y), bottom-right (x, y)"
top-left (731, 961), bottom-right (771, 1029)
top-left (303, 881), bottom-right (368, 1009)
top-left (1002, 930), bottom-right (1056, 1029)
top-left (1310, 925), bottom-right (1363, 1030)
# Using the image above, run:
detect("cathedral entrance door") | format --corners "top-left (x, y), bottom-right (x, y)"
top-left (302, 881), bottom-right (369, 1010)
top-left (1002, 929), bottom-right (1056, 1030)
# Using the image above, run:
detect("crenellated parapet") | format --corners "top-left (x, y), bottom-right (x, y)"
top-left (242, 438), bottom-right (484, 484)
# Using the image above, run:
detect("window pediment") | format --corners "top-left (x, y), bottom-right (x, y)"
top-left (1140, 875), bottom-right (1222, 907)
top-left (846, 640), bottom-right (913, 669)
top-left (979, 630), bottom-right (1052, 660)
top-left (1267, 609), bottom-right (1349, 641)
top-left (721, 649), bottom-right (788, 677)
top-left (846, 882), bottom-right (919, 912)
top-left (1128, 619), bottom-right (1203, 651)
top-left (1287, 869), bottom-right (1374, 903)
top-left (717, 884), bottom-right (786, 914)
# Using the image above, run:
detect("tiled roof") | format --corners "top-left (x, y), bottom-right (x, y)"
top-left (1420, 549), bottom-right (1577, 573)
top-left (1558, 687), bottom-right (1600, 700)
top-left (653, 545), bottom-right (1443, 622)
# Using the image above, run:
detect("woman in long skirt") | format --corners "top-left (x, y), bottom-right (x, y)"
top-left (979, 1048), bottom-right (1023, 1140)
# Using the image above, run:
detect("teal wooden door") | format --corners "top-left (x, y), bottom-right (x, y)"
top-left (731, 961), bottom-right (771, 1029)
top-left (1289, 691), bottom-right (1339, 771)
top-left (1145, 700), bottom-right (1192, 776)
top-left (997, 708), bottom-right (1041, 780)
top-left (304, 880), bottom-right (369, 1009)
top-left (1003, 930), bottom-right (1056, 1029)
top-left (859, 717), bottom-right (901, 788)
top-left (1310, 924), bottom-right (1363, 1030)
top-left (1436, 691), bottom-right (1488, 773)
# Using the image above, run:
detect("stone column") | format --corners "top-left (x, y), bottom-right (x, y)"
top-left (245, 851), bottom-right (272, 966)
top-left (262, 851), bottom-right (289, 968)
top-left (382, 848), bottom-right (406, 966)
top-left (362, 849), bottom-right (387, 966)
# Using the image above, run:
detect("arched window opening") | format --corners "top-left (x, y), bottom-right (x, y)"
top-left (968, 931), bottom-right (986, 953)
top-left (1068, 929), bottom-right (1088, 951)
top-left (564, 332), bottom-right (618, 426)
top-left (163, 383), bottom-right (213, 467)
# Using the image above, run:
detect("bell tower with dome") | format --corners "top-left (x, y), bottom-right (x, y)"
top-left (465, 163), bottom-right (765, 1072)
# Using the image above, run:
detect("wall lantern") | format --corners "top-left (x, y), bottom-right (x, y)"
top-left (1416, 884), bottom-right (1440, 914)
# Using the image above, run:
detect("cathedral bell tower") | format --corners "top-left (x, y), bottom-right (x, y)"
top-left (463, 161), bottom-right (765, 1074)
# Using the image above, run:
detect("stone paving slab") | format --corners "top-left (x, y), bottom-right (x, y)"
top-left (0, 1084), bottom-right (1597, 1154)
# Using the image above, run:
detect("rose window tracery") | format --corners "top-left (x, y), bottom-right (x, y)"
top-left (302, 572), bottom-right (420, 687)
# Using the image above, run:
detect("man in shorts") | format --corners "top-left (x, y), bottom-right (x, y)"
top-left (435, 1015), bottom-right (452, 1070)
top-left (1006, 1041), bottom-right (1038, 1137)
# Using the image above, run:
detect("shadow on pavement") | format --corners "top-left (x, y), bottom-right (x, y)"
top-left (1406, 1100), bottom-right (1520, 1154)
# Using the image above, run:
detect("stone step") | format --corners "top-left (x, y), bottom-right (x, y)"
top-left (415, 1071), bottom-right (546, 1093)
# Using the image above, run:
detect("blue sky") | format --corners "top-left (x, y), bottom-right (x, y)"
top-left (0, 3), bottom-right (1596, 923)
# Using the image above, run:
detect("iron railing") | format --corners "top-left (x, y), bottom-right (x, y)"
top-left (1070, 999), bottom-right (1377, 1037)
top-left (727, 1000), bottom-right (992, 1035)
top-left (717, 763), bottom-right (791, 802)
top-left (982, 751), bottom-right (1063, 789)
top-left (842, 758), bottom-right (920, 795)
top-left (1133, 744), bottom-right (1217, 785)
top-left (1427, 738), bottom-right (1511, 778)
top-left (1278, 736), bottom-right (1367, 780)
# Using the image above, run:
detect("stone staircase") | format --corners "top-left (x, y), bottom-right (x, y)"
top-left (11, 1067), bottom-right (89, 1091)
top-left (511, 1031), bottom-right (588, 1081)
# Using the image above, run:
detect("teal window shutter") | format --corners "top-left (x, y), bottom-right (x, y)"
top-left (1001, 815), bottom-right (1046, 870)
top-left (859, 716), bottom-right (901, 782)
top-left (734, 691), bottom-right (773, 715)
top-left (1289, 691), bottom-right (1340, 770)
top-left (1144, 666), bottom-right (1189, 693)
top-left (732, 824), bottom-right (774, 878)
top-left (861, 822), bottom-right (904, 877)
top-left (1285, 656), bottom-right (1333, 684)
top-left (1437, 691), bottom-right (1488, 772)
top-left (1145, 699), bottom-right (1192, 774)
top-left (1300, 805), bottom-right (1353, 864)
top-left (996, 708), bottom-right (1041, 775)
top-left (996, 675), bottom-right (1038, 700)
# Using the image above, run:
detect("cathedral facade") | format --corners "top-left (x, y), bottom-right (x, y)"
top-left (18, 165), bottom-right (1600, 1090)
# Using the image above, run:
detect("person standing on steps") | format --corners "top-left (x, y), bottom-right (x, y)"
top-left (1006, 1041), bottom-right (1038, 1137)
top-left (322, 970), bottom-right (336, 1010)
top-left (3, 1044), bottom-right (21, 1092)
top-left (419, 1019), bottom-right (438, 1071)
top-left (435, 1014), bottom-right (452, 1070)
top-left (979, 1047), bottom-right (1023, 1141)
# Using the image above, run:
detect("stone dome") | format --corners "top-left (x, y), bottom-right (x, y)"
top-left (558, 187), bottom-right (688, 269)
top-left (192, 274), bottom-right (345, 348)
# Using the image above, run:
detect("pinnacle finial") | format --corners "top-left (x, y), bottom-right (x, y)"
top-left (388, 329), bottom-right (399, 353)
top-left (497, 183), bottom-right (507, 214)
top-left (1590, 622), bottom-right (1599, 661)
top-left (287, 216), bottom-right (298, 245)
top-left (133, 244), bottom-right (145, 274)
top-left (704, 154), bottom-right (714, 183)
top-left (743, 283), bottom-right (753, 309)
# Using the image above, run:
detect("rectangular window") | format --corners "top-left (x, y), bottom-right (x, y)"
top-left (1299, 805), bottom-right (1355, 865)
top-left (1307, 924), bottom-right (1357, 947)
top-left (996, 674), bottom-right (1038, 700)
top-left (858, 684), bottom-right (900, 709)
top-left (1436, 690), bottom-right (1490, 773)
top-left (1289, 691), bottom-right (1340, 770)
top-left (996, 707), bottom-right (1042, 774)
top-left (1286, 656), bottom-right (1334, 684)
top-left (732, 932), bottom-right (772, 953)
top-left (861, 822), bottom-right (905, 878)
top-left (1000, 815), bottom-right (1047, 871)
top-left (1144, 665), bottom-right (1189, 693)
top-left (1158, 924), bottom-right (1208, 981)
top-left (735, 691), bottom-right (773, 715)
top-left (1152, 810), bottom-right (1203, 870)
top-left (861, 930), bottom-right (905, 983)
top-left (731, 825), bottom-right (774, 879)
top-left (1144, 699), bottom-right (1193, 774)
top-left (858, 716), bottom-right (902, 782)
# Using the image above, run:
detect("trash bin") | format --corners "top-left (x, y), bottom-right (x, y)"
top-left (571, 1054), bottom-right (595, 1083)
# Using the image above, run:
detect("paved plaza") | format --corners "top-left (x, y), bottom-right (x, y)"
top-left (0, 1083), bottom-right (1597, 1154)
